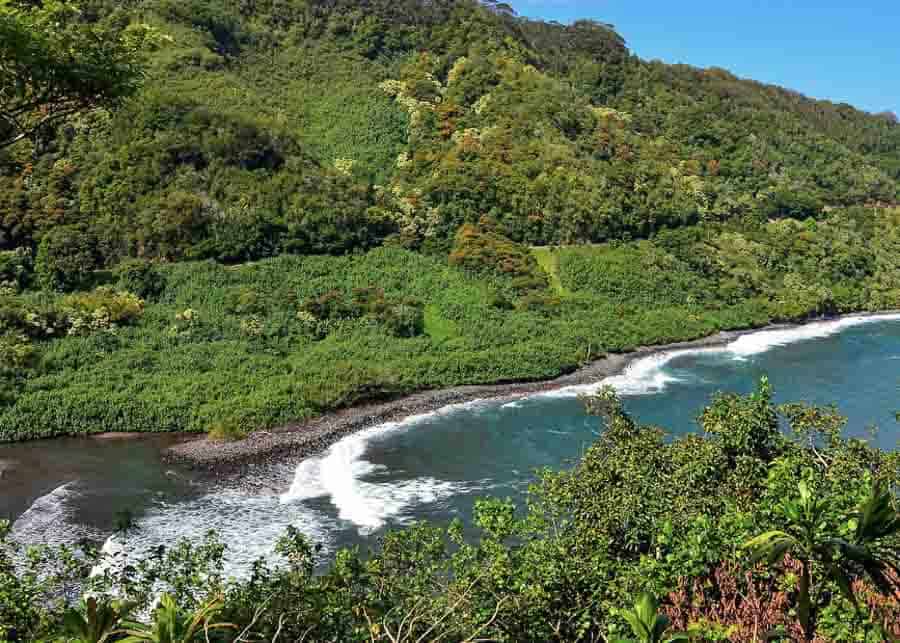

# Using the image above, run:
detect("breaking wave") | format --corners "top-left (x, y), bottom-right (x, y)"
top-left (281, 403), bottom-right (490, 534)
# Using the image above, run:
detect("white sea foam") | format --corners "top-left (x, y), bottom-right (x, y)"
top-left (89, 535), bottom-right (125, 580)
top-left (116, 488), bottom-right (340, 578)
top-left (13, 483), bottom-right (340, 579)
top-left (727, 314), bottom-right (900, 358)
top-left (547, 313), bottom-right (900, 399)
top-left (10, 482), bottom-right (81, 545)
top-left (281, 404), bottom-right (489, 534)
top-left (537, 348), bottom-right (717, 399)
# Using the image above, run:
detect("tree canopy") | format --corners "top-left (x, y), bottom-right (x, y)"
top-left (0, 0), bottom-right (153, 150)
top-left (0, 0), bottom-right (896, 260)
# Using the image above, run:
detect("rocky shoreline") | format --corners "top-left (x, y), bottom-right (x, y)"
top-left (165, 328), bottom-right (749, 477)
top-left (164, 308), bottom-right (900, 477)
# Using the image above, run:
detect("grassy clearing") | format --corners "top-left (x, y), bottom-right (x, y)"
top-left (530, 246), bottom-right (572, 298)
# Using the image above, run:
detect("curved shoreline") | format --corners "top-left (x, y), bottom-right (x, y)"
top-left (162, 326), bottom-right (751, 476)
top-left (164, 310), bottom-right (900, 477)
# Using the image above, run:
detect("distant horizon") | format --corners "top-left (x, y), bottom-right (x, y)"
top-left (512, 0), bottom-right (899, 118)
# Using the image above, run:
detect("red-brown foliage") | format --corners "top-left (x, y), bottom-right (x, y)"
top-left (664, 559), bottom-right (900, 642)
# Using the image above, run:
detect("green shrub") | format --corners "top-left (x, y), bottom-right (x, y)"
top-left (239, 315), bottom-right (264, 337)
top-left (35, 226), bottom-right (100, 292)
top-left (487, 290), bottom-right (514, 310)
top-left (380, 301), bottom-right (425, 338)
top-left (225, 287), bottom-right (266, 315)
top-left (62, 288), bottom-right (145, 328)
top-left (0, 332), bottom-right (36, 407)
top-left (516, 292), bottom-right (562, 315)
top-left (295, 310), bottom-right (323, 338)
top-left (137, 191), bottom-right (210, 262)
top-left (113, 259), bottom-right (166, 301)
top-left (0, 332), bottom-right (35, 372)
top-left (0, 294), bottom-right (70, 340)
top-left (0, 248), bottom-right (33, 292)
top-left (301, 290), bottom-right (360, 321)
top-left (449, 223), bottom-right (549, 294)
top-left (301, 287), bottom-right (425, 337)
top-left (170, 308), bottom-right (201, 336)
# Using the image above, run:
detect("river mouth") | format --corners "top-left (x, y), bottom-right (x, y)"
top-left (3, 314), bottom-right (900, 575)
top-left (1, 434), bottom-right (199, 543)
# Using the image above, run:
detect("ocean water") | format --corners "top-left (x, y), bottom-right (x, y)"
top-left (3, 314), bottom-right (900, 575)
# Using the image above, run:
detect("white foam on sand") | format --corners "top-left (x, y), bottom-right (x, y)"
top-left (539, 313), bottom-right (900, 399)
top-left (727, 313), bottom-right (900, 358)
top-left (280, 403), bottom-right (488, 534)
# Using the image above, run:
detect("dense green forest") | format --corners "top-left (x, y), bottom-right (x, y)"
top-left (2, 0), bottom-right (900, 639)
top-left (1, 0), bottom-right (898, 262)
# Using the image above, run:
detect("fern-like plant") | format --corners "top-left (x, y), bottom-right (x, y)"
top-left (118, 594), bottom-right (234, 643)
top-left (614, 593), bottom-right (688, 643)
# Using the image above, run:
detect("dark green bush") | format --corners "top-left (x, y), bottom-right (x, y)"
top-left (380, 301), bottom-right (425, 337)
top-left (0, 332), bottom-right (36, 407)
top-left (0, 294), bottom-right (70, 340)
top-left (35, 226), bottom-right (100, 292)
top-left (301, 290), bottom-right (361, 321)
top-left (516, 292), bottom-right (563, 315)
top-left (114, 259), bottom-right (166, 300)
top-left (0, 248), bottom-right (33, 291)
top-left (224, 287), bottom-right (265, 316)
top-left (449, 223), bottom-right (549, 294)
top-left (301, 286), bottom-right (425, 337)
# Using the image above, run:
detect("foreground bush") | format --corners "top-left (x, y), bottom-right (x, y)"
top-left (5, 384), bottom-right (898, 642)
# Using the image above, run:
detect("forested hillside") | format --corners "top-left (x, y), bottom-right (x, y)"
top-left (1, 0), bottom-right (898, 264)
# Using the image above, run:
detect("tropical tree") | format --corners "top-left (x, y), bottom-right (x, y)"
top-left (0, 0), bottom-right (155, 150)
top-left (118, 594), bottom-right (234, 643)
top-left (744, 481), bottom-right (900, 640)
top-left (614, 593), bottom-right (687, 643)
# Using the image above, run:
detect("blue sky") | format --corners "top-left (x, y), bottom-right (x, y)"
top-left (512, 1), bottom-right (899, 116)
